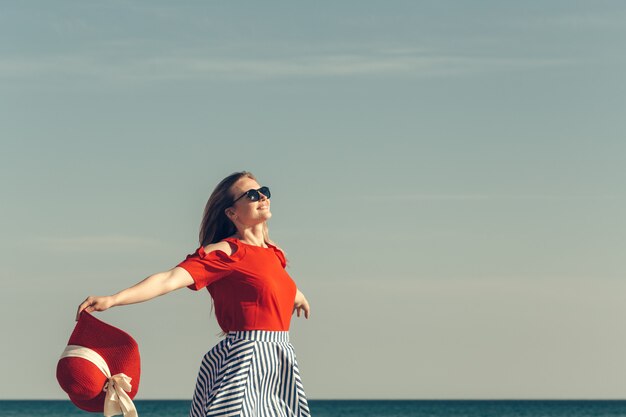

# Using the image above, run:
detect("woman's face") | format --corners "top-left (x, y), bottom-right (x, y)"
top-left (226, 176), bottom-right (271, 226)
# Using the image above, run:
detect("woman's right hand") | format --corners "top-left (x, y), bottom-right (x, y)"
top-left (76, 295), bottom-right (115, 321)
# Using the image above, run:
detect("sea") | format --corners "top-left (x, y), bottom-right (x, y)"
top-left (1, 400), bottom-right (626, 417)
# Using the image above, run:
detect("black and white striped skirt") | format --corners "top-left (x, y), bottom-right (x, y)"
top-left (189, 330), bottom-right (311, 417)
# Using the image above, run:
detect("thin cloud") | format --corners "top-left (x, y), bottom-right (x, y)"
top-left (357, 194), bottom-right (622, 201)
top-left (32, 235), bottom-right (164, 252)
top-left (0, 48), bottom-right (569, 82)
top-left (515, 9), bottom-right (626, 29)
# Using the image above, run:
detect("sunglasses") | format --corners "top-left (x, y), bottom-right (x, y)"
top-left (233, 186), bottom-right (271, 203)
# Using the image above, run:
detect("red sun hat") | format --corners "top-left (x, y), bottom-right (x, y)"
top-left (57, 311), bottom-right (141, 417)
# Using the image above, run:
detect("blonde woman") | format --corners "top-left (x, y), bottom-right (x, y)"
top-left (77, 170), bottom-right (312, 417)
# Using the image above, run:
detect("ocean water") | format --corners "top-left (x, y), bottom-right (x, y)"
top-left (1, 400), bottom-right (626, 417)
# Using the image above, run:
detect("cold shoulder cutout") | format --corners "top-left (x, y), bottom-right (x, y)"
top-left (200, 239), bottom-right (247, 262)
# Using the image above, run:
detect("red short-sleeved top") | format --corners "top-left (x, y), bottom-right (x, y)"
top-left (175, 237), bottom-right (297, 333)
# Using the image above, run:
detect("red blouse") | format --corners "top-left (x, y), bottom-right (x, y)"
top-left (175, 237), bottom-right (297, 333)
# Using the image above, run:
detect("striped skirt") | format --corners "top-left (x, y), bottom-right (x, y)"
top-left (189, 330), bottom-right (311, 417)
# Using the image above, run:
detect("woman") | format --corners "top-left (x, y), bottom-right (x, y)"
top-left (76, 171), bottom-right (312, 417)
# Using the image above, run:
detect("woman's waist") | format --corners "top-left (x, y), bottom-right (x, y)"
top-left (226, 329), bottom-right (290, 343)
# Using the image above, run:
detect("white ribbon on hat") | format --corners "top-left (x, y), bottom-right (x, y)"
top-left (60, 345), bottom-right (138, 417)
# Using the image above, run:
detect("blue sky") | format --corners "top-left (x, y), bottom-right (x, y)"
top-left (1, 0), bottom-right (625, 400)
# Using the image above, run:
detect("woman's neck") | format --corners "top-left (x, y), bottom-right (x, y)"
top-left (233, 228), bottom-right (267, 248)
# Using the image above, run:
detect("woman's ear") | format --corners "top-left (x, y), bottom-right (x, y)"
top-left (225, 207), bottom-right (236, 221)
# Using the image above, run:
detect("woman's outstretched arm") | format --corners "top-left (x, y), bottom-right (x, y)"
top-left (75, 267), bottom-right (194, 320)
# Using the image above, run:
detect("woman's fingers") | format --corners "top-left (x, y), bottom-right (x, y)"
top-left (76, 297), bottom-right (92, 321)
top-left (292, 296), bottom-right (310, 319)
top-left (295, 305), bottom-right (309, 319)
top-left (76, 296), bottom-right (104, 321)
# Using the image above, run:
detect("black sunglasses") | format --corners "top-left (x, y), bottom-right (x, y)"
top-left (233, 186), bottom-right (271, 203)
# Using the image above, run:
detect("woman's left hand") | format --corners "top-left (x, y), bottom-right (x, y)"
top-left (293, 288), bottom-right (310, 319)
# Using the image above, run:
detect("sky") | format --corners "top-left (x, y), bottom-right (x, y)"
top-left (1, 0), bottom-right (625, 400)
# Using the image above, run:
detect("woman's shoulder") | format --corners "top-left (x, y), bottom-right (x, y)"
top-left (202, 238), bottom-right (240, 258)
